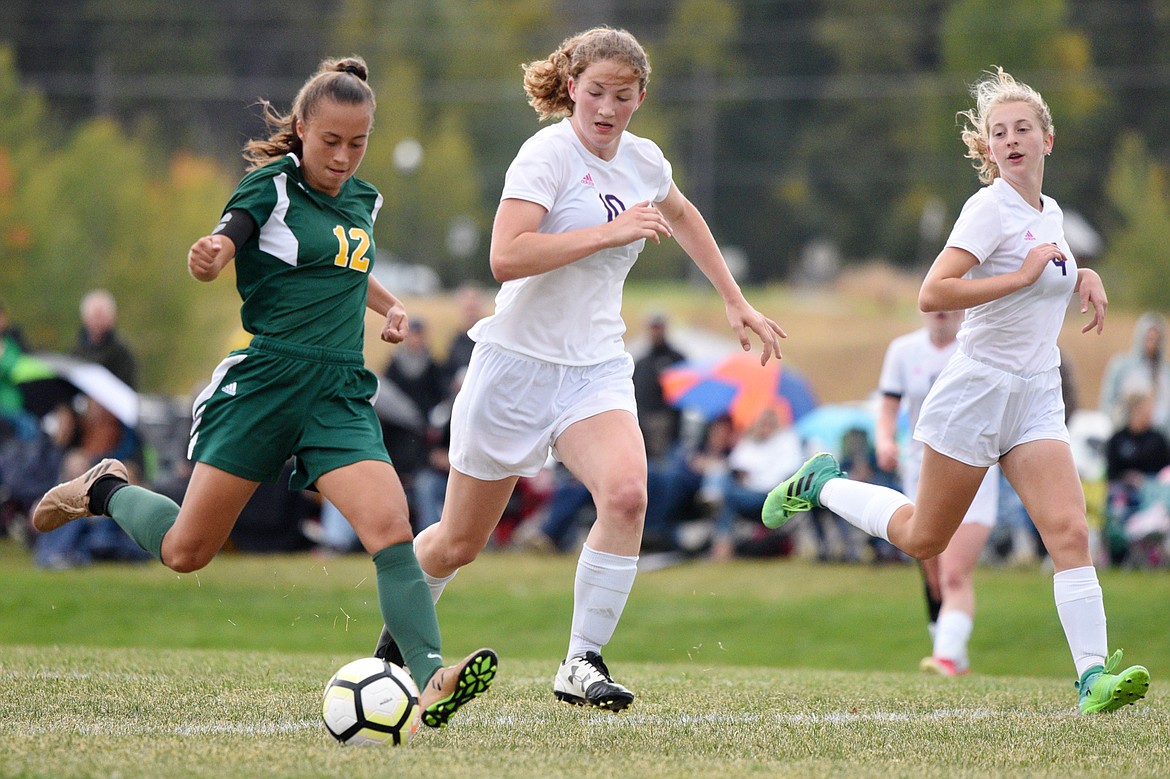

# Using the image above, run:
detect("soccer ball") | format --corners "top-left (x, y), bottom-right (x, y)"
top-left (322, 657), bottom-right (421, 746)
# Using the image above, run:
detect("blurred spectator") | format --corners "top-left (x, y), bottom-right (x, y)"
top-left (412, 368), bottom-right (466, 534)
top-left (708, 406), bottom-right (803, 561)
top-left (631, 312), bottom-right (685, 461)
top-left (1103, 389), bottom-right (1170, 565)
top-left (835, 426), bottom-right (905, 564)
top-left (0, 402), bottom-right (78, 542)
top-left (382, 317), bottom-right (445, 518)
top-left (384, 318), bottom-right (445, 420)
top-left (443, 283), bottom-right (488, 386)
top-left (0, 300), bottom-right (31, 437)
top-left (642, 414), bottom-right (736, 553)
top-left (514, 463), bottom-right (592, 553)
top-left (32, 395), bottom-right (149, 568)
top-left (73, 289), bottom-right (138, 389)
top-left (1099, 312), bottom-right (1170, 437)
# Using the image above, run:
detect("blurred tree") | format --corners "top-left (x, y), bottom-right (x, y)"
top-left (940, 0), bottom-right (1102, 224)
top-left (1100, 132), bottom-right (1170, 309)
top-left (779, 0), bottom-right (951, 277)
top-left (0, 47), bottom-right (238, 392)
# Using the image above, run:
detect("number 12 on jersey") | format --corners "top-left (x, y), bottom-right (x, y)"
top-left (333, 226), bottom-right (371, 272)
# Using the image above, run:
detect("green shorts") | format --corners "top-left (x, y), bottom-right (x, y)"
top-left (189, 335), bottom-right (391, 490)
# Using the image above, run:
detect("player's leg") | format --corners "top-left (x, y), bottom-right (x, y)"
top-left (370, 471), bottom-right (516, 671)
top-left (318, 460), bottom-right (497, 728)
top-left (765, 447), bottom-right (984, 561)
top-left (1002, 439), bottom-right (1149, 713)
top-left (918, 556), bottom-right (943, 643)
top-left (34, 457), bottom-right (258, 573)
top-left (921, 522), bottom-right (992, 676)
top-left (414, 470), bottom-right (519, 585)
top-left (549, 410), bottom-right (645, 711)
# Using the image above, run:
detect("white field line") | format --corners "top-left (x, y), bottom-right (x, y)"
top-left (6, 706), bottom-right (1099, 738)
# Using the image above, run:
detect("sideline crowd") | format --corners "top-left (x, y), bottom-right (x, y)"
top-left (3, 291), bottom-right (1170, 573)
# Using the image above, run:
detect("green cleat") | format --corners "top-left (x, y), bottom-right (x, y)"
top-left (1076, 649), bottom-right (1149, 714)
top-left (761, 452), bottom-right (844, 529)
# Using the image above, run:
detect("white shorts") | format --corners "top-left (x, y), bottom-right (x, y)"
top-left (449, 342), bottom-right (638, 480)
top-left (914, 351), bottom-right (1069, 468)
top-left (902, 454), bottom-right (1001, 528)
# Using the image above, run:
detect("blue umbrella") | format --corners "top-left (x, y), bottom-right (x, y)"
top-left (794, 402), bottom-right (875, 456)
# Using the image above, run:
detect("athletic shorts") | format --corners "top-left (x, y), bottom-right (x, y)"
top-left (902, 456), bottom-right (1001, 528)
top-left (449, 342), bottom-right (637, 480)
top-left (914, 351), bottom-right (1069, 469)
top-left (188, 335), bottom-right (390, 490)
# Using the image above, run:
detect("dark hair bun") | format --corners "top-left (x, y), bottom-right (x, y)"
top-left (339, 62), bottom-right (368, 81)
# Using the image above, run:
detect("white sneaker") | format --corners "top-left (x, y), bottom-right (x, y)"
top-left (553, 651), bottom-right (634, 711)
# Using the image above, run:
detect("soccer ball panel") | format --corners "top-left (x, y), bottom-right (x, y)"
top-left (322, 657), bottom-right (420, 747)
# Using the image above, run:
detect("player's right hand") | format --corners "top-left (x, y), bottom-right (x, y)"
top-left (608, 201), bottom-right (672, 247)
top-left (188, 235), bottom-right (235, 282)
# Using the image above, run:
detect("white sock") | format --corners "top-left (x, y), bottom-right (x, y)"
top-left (414, 538), bottom-right (457, 604)
top-left (566, 544), bottom-right (638, 660)
top-left (1053, 566), bottom-right (1108, 677)
top-left (819, 479), bottom-right (909, 542)
top-left (933, 609), bottom-right (974, 668)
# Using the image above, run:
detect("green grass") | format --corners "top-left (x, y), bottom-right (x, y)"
top-left (1, 540), bottom-right (1168, 777)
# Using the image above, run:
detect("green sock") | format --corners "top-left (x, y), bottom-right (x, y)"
top-left (106, 485), bottom-right (179, 562)
top-left (372, 542), bottom-right (444, 688)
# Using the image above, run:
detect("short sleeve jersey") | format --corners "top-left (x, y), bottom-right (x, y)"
top-left (879, 328), bottom-right (957, 433)
top-left (469, 119), bottom-right (674, 365)
top-left (946, 177), bottom-right (1077, 376)
top-left (218, 153), bottom-right (383, 352)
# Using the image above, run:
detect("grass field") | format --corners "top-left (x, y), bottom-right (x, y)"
top-left (1, 539), bottom-right (1168, 777)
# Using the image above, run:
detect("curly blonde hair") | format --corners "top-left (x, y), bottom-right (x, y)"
top-left (521, 27), bottom-right (650, 121)
top-left (958, 67), bottom-right (1053, 184)
top-left (243, 56), bottom-right (375, 170)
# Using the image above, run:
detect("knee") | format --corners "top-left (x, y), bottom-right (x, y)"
top-left (596, 477), bottom-right (648, 525)
top-left (442, 538), bottom-right (484, 569)
top-left (164, 544), bottom-right (215, 574)
top-left (1042, 517), bottom-right (1090, 560)
top-left (419, 529), bottom-right (482, 570)
top-left (902, 536), bottom-right (949, 561)
top-left (938, 566), bottom-right (969, 594)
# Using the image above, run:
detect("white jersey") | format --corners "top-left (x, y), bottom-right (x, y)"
top-left (879, 328), bottom-right (957, 435)
top-left (470, 119), bottom-right (673, 365)
top-left (879, 327), bottom-right (1000, 518)
top-left (947, 177), bottom-right (1077, 376)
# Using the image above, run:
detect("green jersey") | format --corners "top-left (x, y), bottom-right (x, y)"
top-left (222, 153), bottom-right (383, 352)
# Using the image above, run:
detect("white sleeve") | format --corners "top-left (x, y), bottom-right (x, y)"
top-left (945, 190), bottom-right (1002, 263)
top-left (877, 337), bottom-right (907, 397)
top-left (500, 135), bottom-right (562, 211)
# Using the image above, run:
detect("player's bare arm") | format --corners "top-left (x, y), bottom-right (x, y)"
top-left (489, 197), bottom-right (670, 283)
top-left (658, 183), bottom-right (785, 364)
top-left (367, 274), bottom-right (408, 344)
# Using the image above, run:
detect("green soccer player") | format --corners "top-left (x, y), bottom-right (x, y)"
top-left (33, 55), bottom-right (495, 728)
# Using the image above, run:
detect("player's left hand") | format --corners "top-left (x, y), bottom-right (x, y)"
top-left (381, 304), bottom-right (408, 343)
top-left (725, 299), bottom-right (786, 365)
top-left (1076, 268), bottom-right (1107, 334)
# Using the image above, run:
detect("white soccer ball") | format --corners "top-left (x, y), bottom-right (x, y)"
top-left (322, 657), bottom-right (421, 746)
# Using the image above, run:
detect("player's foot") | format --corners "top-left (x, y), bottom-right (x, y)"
top-left (1076, 649), bottom-right (1149, 714)
top-left (554, 651), bottom-right (635, 712)
top-left (762, 452), bottom-right (844, 529)
top-left (373, 626), bottom-right (405, 667)
top-left (419, 648), bottom-right (498, 728)
top-left (31, 458), bottom-right (127, 532)
top-left (919, 656), bottom-right (969, 677)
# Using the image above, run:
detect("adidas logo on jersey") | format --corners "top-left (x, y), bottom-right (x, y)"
top-left (221, 382), bottom-right (238, 396)
top-left (581, 172), bottom-right (595, 187)
top-left (1024, 230), bottom-right (1036, 240)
